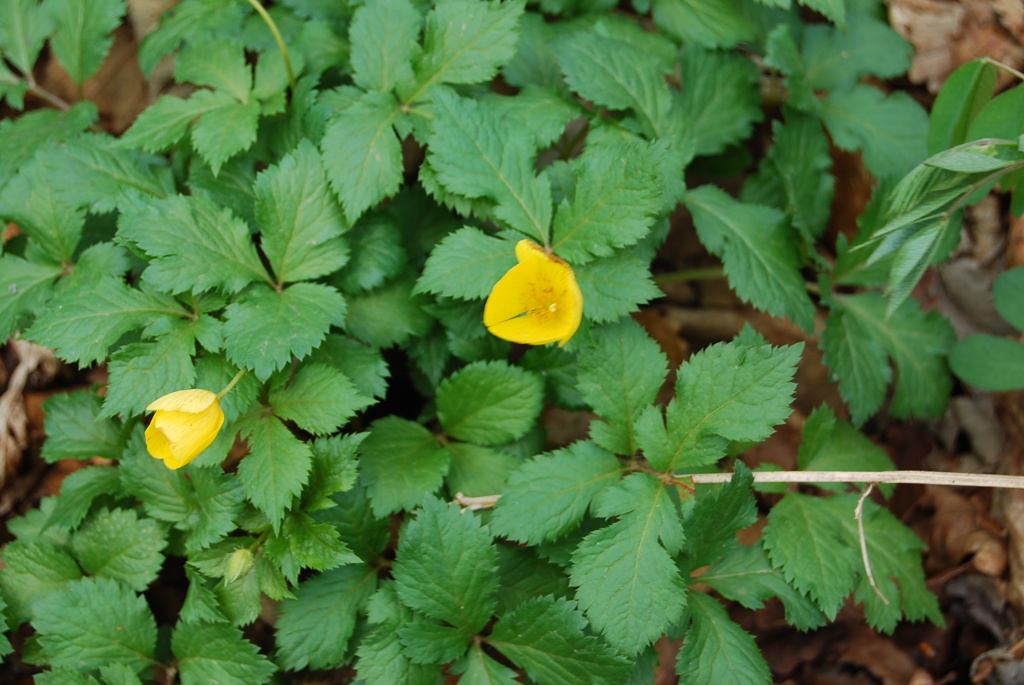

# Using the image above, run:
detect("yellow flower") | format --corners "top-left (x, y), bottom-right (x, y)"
top-left (483, 239), bottom-right (584, 347)
top-left (144, 389), bottom-right (225, 469)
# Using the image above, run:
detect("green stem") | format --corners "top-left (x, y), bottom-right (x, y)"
top-left (242, 0), bottom-right (296, 92)
top-left (654, 266), bottom-right (725, 285)
top-left (217, 368), bottom-right (247, 399)
top-left (982, 56), bottom-right (1024, 83)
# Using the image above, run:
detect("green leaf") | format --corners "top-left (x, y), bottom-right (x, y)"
top-left (0, 0), bottom-right (54, 74)
top-left (820, 303), bottom-right (890, 425)
top-left (344, 275), bottom-right (433, 348)
top-left (802, 14), bottom-right (911, 90)
top-left (223, 282), bottom-right (346, 381)
top-left (0, 103), bottom-right (96, 192)
top-left (71, 508), bottom-right (167, 592)
top-left (174, 39), bottom-right (251, 101)
top-left (821, 86), bottom-right (929, 180)
top-left (101, 324), bottom-right (197, 419)
top-left (33, 669), bottom-right (100, 685)
top-left (927, 59), bottom-right (998, 155)
top-left (551, 140), bottom-right (666, 263)
top-left (0, 541), bottom-right (82, 626)
top-left (334, 213), bottom-right (408, 293)
top-left (798, 406), bottom-right (896, 481)
top-left (349, 0), bottom-right (420, 92)
top-left (485, 86), bottom-right (579, 148)
top-left (405, 0), bottom-right (524, 99)
top-left (427, 88), bottom-right (551, 242)
top-left (436, 360), bottom-right (544, 445)
top-left (117, 90), bottom-right (231, 154)
top-left (0, 255), bottom-right (61, 340)
top-left (950, 335), bottom-right (1024, 391)
top-left (651, 0), bottom-right (754, 48)
top-left (680, 464), bottom-right (757, 572)
top-left (489, 596), bottom-right (632, 685)
top-left (555, 31), bottom-right (670, 139)
top-left (490, 441), bottom-right (622, 544)
top-left (309, 334), bottom-right (390, 399)
top-left (0, 60), bottom-right (26, 109)
top-left (502, 12), bottom-right (562, 90)
top-left (300, 433), bottom-right (362, 511)
top-left (190, 92), bottom-right (261, 175)
top-left (763, 24), bottom-right (819, 114)
top-left (173, 622), bottom-right (275, 685)
top-left (100, 663), bottom-right (145, 685)
top-left (676, 591), bottom-right (771, 685)
top-left (575, 252), bottom-right (663, 324)
top-left (453, 644), bottom-right (520, 685)
top-left (417, 226), bottom-right (516, 300)
top-left (33, 577), bottom-right (156, 673)
top-left (257, 139), bottom-right (350, 283)
top-left (25, 278), bottom-right (184, 365)
top-left (358, 416), bottom-right (450, 516)
top-left (577, 318), bottom-right (668, 455)
top-left (118, 192), bottom-right (267, 294)
top-left (391, 497), bottom-right (498, 633)
top-left (321, 91), bottom-right (404, 224)
top-left (641, 334), bottom-right (802, 473)
top-left (282, 511), bottom-right (360, 571)
top-left (965, 85), bottom-right (1024, 141)
top-left (355, 584), bottom-right (443, 685)
top-left (825, 293), bottom-right (954, 422)
top-left (685, 184), bottom-right (815, 332)
top-left (318, 486), bottom-right (391, 563)
top-left (44, 466), bottom-right (123, 530)
top-left (397, 620), bottom-right (470, 665)
top-left (445, 441), bottom-right (520, 498)
top-left (0, 160), bottom-right (84, 262)
top-left (570, 474), bottom-right (686, 654)
top-left (269, 363), bottom-right (372, 436)
top-left (40, 390), bottom-right (120, 462)
top-left (275, 563), bottom-right (378, 670)
top-left (677, 44), bottom-right (762, 157)
top-left (48, 0), bottom-right (124, 86)
top-left (238, 415), bottom-right (312, 528)
top-left (701, 543), bottom-right (827, 632)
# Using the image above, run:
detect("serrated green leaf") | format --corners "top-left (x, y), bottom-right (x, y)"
top-left (485, 86), bottom-right (579, 148)
top-left (763, 24), bottom-right (819, 114)
top-left (453, 644), bottom-right (520, 685)
top-left (117, 90), bottom-right (229, 154)
top-left (269, 363), bottom-right (371, 435)
top-left (33, 577), bottom-right (156, 673)
top-left (651, 0), bottom-right (754, 48)
top-left (404, 0), bottom-right (524, 101)
top-left (798, 406), bottom-right (896, 481)
top-left (551, 140), bottom-right (666, 263)
top-left (173, 622), bottom-right (275, 685)
top-left (118, 192), bottom-right (267, 295)
top-left (803, 13), bottom-right (910, 90)
top-left (417, 226), bottom-right (516, 300)
top-left (577, 318), bottom-right (667, 455)
top-left (0, 541), bottom-right (82, 626)
top-left (334, 213), bottom-right (408, 293)
top-left (489, 596), bottom-right (632, 685)
top-left (283, 511), bottom-right (360, 571)
top-left (392, 497), bottom-right (498, 633)
top-left (349, 0), bottom-right (420, 92)
top-left (575, 252), bottom-right (662, 324)
top-left (502, 12), bottom-right (562, 90)
top-left (33, 668), bottom-right (100, 685)
top-left (100, 663), bottom-right (145, 685)
top-left (316, 486), bottom-right (390, 564)
top-left (555, 31), bottom-right (670, 139)
top-left (820, 303), bottom-right (890, 425)
top-left (174, 39), bottom-right (251, 101)
top-left (0, 255), bottom-right (61, 339)
top-left (821, 86), bottom-right (928, 180)
top-left (445, 441), bottom-right (519, 498)
top-left (223, 282), bottom-right (346, 380)
top-left (570, 479), bottom-right (687, 655)
top-left (48, 0), bottom-right (124, 86)
top-left (436, 360), bottom-right (543, 445)
top-left (490, 441), bottom-right (621, 544)
top-left (680, 464), bottom-right (756, 572)
top-left (44, 466), bottom-right (123, 530)
top-left (308, 334), bottom-right (390, 399)
top-left (355, 584), bottom-right (443, 685)
top-left (686, 184), bottom-right (815, 331)
top-left (25, 277), bottom-right (185, 365)
top-left (677, 44), bottom-right (762, 157)
top-left (101, 326), bottom-right (196, 419)
top-left (300, 433), bottom-right (362, 512)
top-left (275, 563), bottom-right (378, 670)
top-left (238, 415), bottom-right (312, 528)
top-left (427, 88), bottom-right (551, 242)
top-left (257, 139), bottom-right (350, 283)
top-left (40, 390), bottom-right (120, 462)
top-left (0, 0), bottom-right (54, 74)
top-left (71, 508), bottom-right (166, 592)
top-left (358, 416), bottom-right (450, 516)
top-left (344, 274), bottom-right (433, 348)
top-left (398, 620), bottom-right (470, 665)
top-left (676, 591), bottom-right (771, 685)
top-left (190, 93), bottom-right (261, 175)
top-left (0, 160), bottom-right (84, 262)
top-left (0, 103), bottom-right (96, 192)
top-left (645, 335), bottom-right (802, 473)
top-left (701, 543), bottom-right (827, 632)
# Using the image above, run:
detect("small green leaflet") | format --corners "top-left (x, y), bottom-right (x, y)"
top-left (798, 406), bottom-right (896, 483)
top-left (275, 564), bottom-right (378, 670)
top-left (344, 274), bottom-right (433, 348)
top-left (40, 390), bottom-right (120, 462)
top-left (349, 0), bottom-right (420, 92)
top-left (677, 44), bottom-right (762, 157)
top-left (485, 86), bottom-right (579, 148)
top-left (71, 508), bottom-right (166, 592)
top-left (0, 256), bottom-right (62, 340)
top-left (0, 102), bottom-right (97, 192)
top-left (222, 282), bottom-right (346, 381)
top-left (679, 464), bottom-right (757, 572)
top-left (577, 317), bottom-right (668, 455)
top-left (651, 0), bottom-right (754, 49)
top-left (453, 644), bottom-right (520, 685)
top-left (0, 159), bottom-right (84, 262)
top-left (416, 226), bottom-right (516, 300)
top-left (174, 39), bottom-right (251, 102)
top-left (427, 88), bottom-right (552, 242)
top-left (48, 0), bottom-right (125, 87)
top-left (0, 540), bottom-right (82, 626)
top-left (358, 416), bottom-right (450, 516)
top-left (33, 577), bottom-right (157, 674)
top-left (100, 323), bottom-right (197, 419)
top-left (488, 596), bottom-right (632, 685)
top-left (117, 90), bottom-right (234, 154)
top-left (43, 466), bottom-right (123, 530)
top-left (676, 591), bottom-right (771, 685)
top-left (269, 363), bottom-right (372, 436)
top-left (802, 13), bottom-right (912, 90)
top-left (189, 92), bottom-right (261, 175)
top-left (334, 213), bottom-right (408, 293)
top-left (392, 497), bottom-right (499, 634)
top-left (355, 584), bottom-right (442, 685)
top-left (238, 414), bottom-right (313, 529)
top-left (398, 615), bottom-right (472, 665)
top-left (574, 252), bottom-right (663, 324)
top-left (173, 622), bottom-right (275, 685)
top-left (436, 360), bottom-right (544, 445)
top-left (686, 184), bottom-right (815, 332)
top-left (490, 441), bottom-right (622, 545)
top-left (0, 0), bottom-right (54, 74)
top-left (282, 510), bottom-right (360, 571)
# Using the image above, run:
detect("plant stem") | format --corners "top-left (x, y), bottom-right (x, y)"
top-left (26, 80), bottom-right (73, 111)
top-left (217, 368), bottom-right (247, 399)
top-left (242, 0), bottom-right (296, 92)
top-left (982, 57), bottom-right (1024, 83)
top-left (654, 266), bottom-right (726, 285)
top-left (682, 469), bottom-right (1024, 489)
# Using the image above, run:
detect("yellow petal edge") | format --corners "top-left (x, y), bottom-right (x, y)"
top-left (483, 239), bottom-right (583, 347)
top-left (145, 389), bottom-right (225, 470)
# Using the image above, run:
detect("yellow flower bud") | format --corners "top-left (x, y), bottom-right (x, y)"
top-left (226, 547), bottom-right (255, 583)
top-left (483, 239), bottom-right (584, 347)
top-left (144, 389), bottom-right (225, 470)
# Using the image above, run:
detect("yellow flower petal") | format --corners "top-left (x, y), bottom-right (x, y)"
top-left (145, 389), bottom-right (225, 470)
top-left (484, 239), bottom-right (583, 347)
